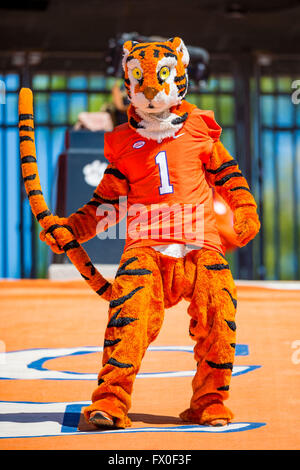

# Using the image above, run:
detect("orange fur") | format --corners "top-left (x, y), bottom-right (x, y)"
top-left (84, 247), bottom-right (237, 427)
top-left (21, 38), bottom-right (261, 430)
top-left (40, 163), bottom-right (129, 251)
top-left (19, 88), bottom-right (112, 300)
top-left (206, 141), bottom-right (260, 247)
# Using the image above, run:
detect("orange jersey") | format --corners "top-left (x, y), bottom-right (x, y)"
top-left (104, 107), bottom-right (224, 254)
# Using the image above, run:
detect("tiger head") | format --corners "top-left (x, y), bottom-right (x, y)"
top-left (122, 37), bottom-right (189, 115)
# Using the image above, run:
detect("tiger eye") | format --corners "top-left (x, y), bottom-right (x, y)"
top-left (159, 66), bottom-right (170, 80)
top-left (132, 68), bottom-right (142, 80)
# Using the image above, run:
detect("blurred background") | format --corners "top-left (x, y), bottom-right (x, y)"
top-left (0, 0), bottom-right (299, 281)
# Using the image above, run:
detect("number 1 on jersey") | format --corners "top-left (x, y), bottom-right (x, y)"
top-left (155, 151), bottom-right (174, 195)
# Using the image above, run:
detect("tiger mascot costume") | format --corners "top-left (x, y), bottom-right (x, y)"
top-left (18, 37), bottom-right (260, 429)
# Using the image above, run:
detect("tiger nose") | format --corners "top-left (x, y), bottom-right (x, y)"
top-left (143, 87), bottom-right (159, 100)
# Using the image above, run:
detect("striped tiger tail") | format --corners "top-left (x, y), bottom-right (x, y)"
top-left (18, 87), bottom-right (112, 301)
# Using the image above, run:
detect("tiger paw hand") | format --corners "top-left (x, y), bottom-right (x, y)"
top-left (233, 206), bottom-right (260, 247)
top-left (39, 215), bottom-right (72, 254)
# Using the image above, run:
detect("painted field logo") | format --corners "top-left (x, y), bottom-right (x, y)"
top-left (0, 401), bottom-right (266, 439)
top-left (133, 140), bottom-right (146, 149)
top-left (0, 345), bottom-right (265, 438)
top-left (0, 345), bottom-right (260, 380)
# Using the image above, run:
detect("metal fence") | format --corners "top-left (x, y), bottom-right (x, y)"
top-left (252, 55), bottom-right (300, 280)
top-left (0, 52), bottom-right (299, 280)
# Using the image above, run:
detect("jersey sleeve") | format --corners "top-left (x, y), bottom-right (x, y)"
top-left (104, 131), bottom-right (116, 164)
top-left (185, 108), bottom-right (222, 164)
top-left (198, 109), bottom-right (222, 143)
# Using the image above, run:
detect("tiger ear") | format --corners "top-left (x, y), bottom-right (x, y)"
top-left (122, 40), bottom-right (139, 71)
top-left (168, 37), bottom-right (189, 68)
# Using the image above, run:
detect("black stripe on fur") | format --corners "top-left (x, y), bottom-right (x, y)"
top-left (104, 167), bottom-right (126, 180)
top-left (129, 116), bottom-right (144, 129)
top-left (36, 209), bottom-right (51, 221)
top-left (20, 135), bottom-right (34, 143)
top-left (204, 263), bottom-right (229, 271)
top-left (131, 44), bottom-right (150, 54)
top-left (171, 112), bottom-right (188, 125)
top-left (19, 125), bottom-right (34, 132)
top-left (217, 385), bottom-right (230, 391)
top-left (19, 113), bottom-right (34, 121)
top-left (23, 173), bottom-right (36, 182)
top-left (107, 308), bottom-right (137, 328)
top-left (154, 44), bottom-right (174, 53)
top-left (104, 338), bottom-right (121, 348)
top-left (214, 172), bottom-right (243, 186)
top-left (85, 261), bottom-right (96, 276)
top-left (106, 357), bottom-right (133, 369)
top-left (206, 360), bottom-right (233, 370)
top-left (230, 186), bottom-right (251, 193)
top-left (96, 281), bottom-right (111, 296)
top-left (205, 159), bottom-right (238, 174)
top-left (21, 155), bottom-right (36, 163)
top-left (164, 52), bottom-right (177, 59)
top-left (222, 288), bottom-right (237, 309)
top-left (28, 189), bottom-right (43, 197)
top-left (109, 285), bottom-right (144, 309)
top-left (63, 240), bottom-right (80, 252)
top-left (225, 320), bottom-right (236, 331)
top-left (174, 73), bottom-right (186, 82)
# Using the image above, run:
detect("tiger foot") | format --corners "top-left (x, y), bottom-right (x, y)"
top-left (88, 410), bottom-right (115, 428)
top-left (203, 418), bottom-right (229, 426)
top-left (179, 400), bottom-right (233, 426)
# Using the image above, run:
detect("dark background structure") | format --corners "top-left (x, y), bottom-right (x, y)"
top-left (1, 1), bottom-right (300, 54)
top-left (0, 0), bottom-right (300, 282)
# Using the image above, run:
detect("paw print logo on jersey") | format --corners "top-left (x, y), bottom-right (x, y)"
top-left (82, 160), bottom-right (108, 187)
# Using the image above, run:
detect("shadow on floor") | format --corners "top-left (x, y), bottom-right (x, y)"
top-left (77, 412), bottom-right (183, 432)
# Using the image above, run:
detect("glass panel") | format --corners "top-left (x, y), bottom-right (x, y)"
top-left (296, 132), bottom-right (300, 274)
top-left (6, 128), bottom-right (20, 277)
top-left (50, 127), bottom-right (66, 210)
top-left (88, 93), bottom-right (111, 112)
top-left (0, 128), bottom-right (4, 276)
top-left (33, 74), bottom-right (50, 90)
top-left (219, 75), bottom-right (234, 92)
top-left (185, 93), bottom-right (201, 107)
top-left (5, 73), bottom-right (19, 91)
top-left (105, 77), bottom-right (117, 90)
top-left (69, 92), bottom-right (88, 124)
top-left (221, 128), bottom-right (235, 155)
top-left (260, 76), bottom-right (275, 93)
top-left (50, 92), bottom-right (68, 124)
top-left (51, 75), bottom-right (67, 90)
top-left (89, 75), bottom-right (107, 90)
top-left (68, 75), bottom-right (88, 90)
top-left (262, 130), bottom-right (275, 278)
top-left (260, 95), bottom-right (274, 127)
top-left (22, 201), bottom-right (33, 277)
top-left (35, 127), bottom-right (50, 201)
top-left (0, 77), bottom-right (5, 107)
top-left (204, 76), bottom-right (219, 92)
top-left (218, 95), bottom-right (234, 126)
top-left (276, 96), bottom-right (293, 128)
top-left (277, 132), bottom-right (294, 279)
top-left (277, 76), bottom-right (292, 93)
top-left (199, 94), bottom-right (217, 111)
top-left (5, 93), bottom-right (18, 125)
top-left (34, 93), bottom-right (49, 123)
top-left (296, 95), bottom-right (300, 126)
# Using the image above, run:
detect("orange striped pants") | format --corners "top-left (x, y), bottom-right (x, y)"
top-left (84, 246), bottom-right (236, 427)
